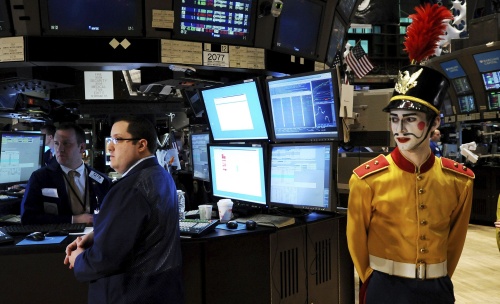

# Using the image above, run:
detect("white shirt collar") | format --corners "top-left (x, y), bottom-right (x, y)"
top-left (60, 161), bottom-right (85, 176)
top-left (121, 155), bottom-right (155, 177)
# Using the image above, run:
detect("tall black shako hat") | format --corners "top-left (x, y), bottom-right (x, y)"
top-left (383, 65), bottom-right (450, 116)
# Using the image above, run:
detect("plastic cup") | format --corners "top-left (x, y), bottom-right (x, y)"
top-left (217, 199), bottom-right (234, 223)
top-left (198, 204), bottom-right (213, 221)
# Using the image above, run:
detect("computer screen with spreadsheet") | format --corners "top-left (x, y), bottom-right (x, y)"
top-left (268, 142), bottom-right (337, 213)
top-left (208, 143), bottom-right (267, 210)
top-left (0, 132), bottom-right (45, 188)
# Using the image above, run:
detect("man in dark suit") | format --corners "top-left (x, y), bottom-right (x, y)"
top-left (40, 124), bottom-right (57, 167)
top-left (21, 123), bottom-right (110, 225)
top-left (65, 116), bottom-right (184, 303)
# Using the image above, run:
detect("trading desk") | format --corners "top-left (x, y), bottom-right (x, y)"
top-left (0, 213), bottom-right (353, 304)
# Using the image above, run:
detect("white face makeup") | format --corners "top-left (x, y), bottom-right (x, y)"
top-left (390, 109), bottom-right (431, 152)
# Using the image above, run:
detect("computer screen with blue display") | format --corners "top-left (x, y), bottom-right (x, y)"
top-left (457, 95), bottom-right (477, 113)
top-left (208, 144), bottom-right (267, 210)
top-left (0, 132), bottom-right (45, 188)
top-left (268, 142), bottom-right (336, 213)
top-left (481, 71), bottom-right (500, 91)
top-left (265, 69), bottom-right (341, 142)
top-left (200, 79), bottom-right (269, 141)
top-left (190, 132), bottom-right (210, 182)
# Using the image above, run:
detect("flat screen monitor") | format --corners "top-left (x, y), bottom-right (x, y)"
top-left (0, 132), bottom-right (45, 188)
top-left (486, 91), bottom-right (500, 110)
top-left (337, 0), bottom-right (358, 23)
top-left (452, 77), bottom-right (473, 95)
top-left (268, 142), bottom-right (336, 213)
top-left (190, 132), bottom-right (210, 182)
top-left (0, 0), bottom-right (13, 37)
top-left (473, 50), bottom-right (500, 73)
top-left (208, 143), bottom-right (267, 209)
top-left (200, 79), bottom-right (269, 141)
top-left (325, 15), bottom-right (347, 67)
top-left (39, 0), bottom-right (143, 36)
top-left (172, 0), bottom-right (258, 46)
top-left (457, 94), bottom-right (477, 114)
top-left (441, 96), bottom-right (455, 117)
top-left (481, 71), bottom-right (500, 91)
top-left (182, 88), bottom-right (204, 118)
top-left (265, 69), bottom-right (341, 142)
top-left (272, 0), bottom-right (324, 60)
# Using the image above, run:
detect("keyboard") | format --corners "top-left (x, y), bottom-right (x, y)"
top-left (179, 219), bottom-right (219, 237)
top-left (3, 223), bottom-right (87, 236)
top-left (0, 228), bottom-right (14, 244)
top-left (236, 214), bottom-right (295, 228)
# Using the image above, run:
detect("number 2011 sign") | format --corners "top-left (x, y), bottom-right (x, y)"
top-left (203, 51), bottom-right (229, 67)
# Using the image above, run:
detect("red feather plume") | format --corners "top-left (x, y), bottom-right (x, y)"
top-left (403, 3), bottom-right (453, 64)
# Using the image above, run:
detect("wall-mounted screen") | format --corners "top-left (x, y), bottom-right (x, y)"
top-left (265, 70), bottom-right (341, 142)
top-left (337, 0), bottom-right (358, 23)
top-left (39, 0), bottom-right (143, 36)
top-left (272, 0), bottom-right (324, 60)
top-left (473, 50), bottom-right (500, 73)
top-left (268, 142), bottom-right (336, 213)
top-left (182, 88), bottom-right (204, 118)
top-left (200, 79), bottom-right (269, 142)
top-left (457, 94), bottom-right (477, 113)
top-left (208, 143), bottom-right (267, 208)
top-left (0, 132), bottom-right (45, 188)
top-left (325, 15), bottom-right (347, 67)
top-left (441, 96), bottom-right (455, 117)
top-left (190, 132), bottom-right (210, 182)
top-left (440, 59), bottom-right (466, 79)
top-left (0, 0), bottom-right (13, 37)
top-left (486, 91), bottom-right (500, 110)
top-left (172, 0), bottom-right (258, 46)
top-left (481, 71), bottom-right (500, 91)
top-left (452, 77), bottom-right (473, 95)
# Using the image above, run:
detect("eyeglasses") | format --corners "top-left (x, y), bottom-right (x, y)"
top-left (106, 137), bottom-right (141, 144)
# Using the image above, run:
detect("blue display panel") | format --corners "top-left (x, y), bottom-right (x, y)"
top-left (457, 94), bottom-right (477, 113)
top-left (440, 60), bottom-right (466, 79)
top-left (190, 132), bottom-right (210, 182)
top-left (268, 142), bottom-right (336, 213)
top-left (473, 50), bottom-right (500, 73)
top-left (265, 70), bottom-right (340, 142)
top-left (201, 79), bottom-right (269, 141)
top-left (481, 71), bottom-right (500, 91)
top-left (0, 132), bottom-right (45, 187)
top-left (173, 0), bottom-right (258, 46)
top-left (208, 144), bottom-right (267, 206)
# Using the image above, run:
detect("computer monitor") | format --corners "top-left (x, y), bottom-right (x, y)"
top-left (182, 88), bottom-right (204, 118)
top-left (457, 94), bottom-right (477, 114)
top-left (104, 136), bottom-right (111, 166)
top-left (481, 71), bottom-right (500, 91)
top-left (172, 0), bottom-right (258, 46)
top-left (272, 0), bottom-right (325, 60)
top-left (486, 91), bottom-right (500, 111)
top-left (325, 14), bottom-right (347, 67)
top-left (200, 78), bottom-right (269, 142)
top-left (0, 131), bottom-right (45, 188)
top-left (39, 0), bottom-right (143, 36)
top-left (190, 132), bottom-right (210, 182)
top-left (208, 143), bottom-right (267, 210)
top-left (336, 0), bottom-right (359, 23)
top-left (268, 142), bottom-right (336, 213)
top-left (452, 77), bottom-right (473, 95)
top-left (0, 0), bottom-right (13, 37)
top-left (265, 69), bottom-right (341, 142)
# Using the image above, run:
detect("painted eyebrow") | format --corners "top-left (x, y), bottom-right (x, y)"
top-left (390, 113), bottom-right (418, 117)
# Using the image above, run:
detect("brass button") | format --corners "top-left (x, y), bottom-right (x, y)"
top-left (374, 160), bottom-right (379, 165)
top-left (420, 248), bottom-right (429, 253)
top-left (418, 188), bottom-right (425, 194)
top-left (417, 175), bottom-right (423, 181)
top-left (462, 165), bottom-right (467, 171)
top-left (420, 220), bottom-right (428, 225)
top-left (453, 162), bottom-right (458, 168)
top-left (365, 164), bottom-right (370, 169)
top-left (419, 204), bottom-right (426, 209)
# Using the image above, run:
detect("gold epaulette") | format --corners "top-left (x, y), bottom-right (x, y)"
top-left (440, 157), bottom-right (475, 179)
top-left (353, 154), bottom-right (390, 179)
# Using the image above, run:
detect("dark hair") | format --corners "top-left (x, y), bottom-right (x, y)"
top-left (40, 124), bottom-right (56, 137)
top-left (115, 116), bottom-right (157, 153)
top-left (57, 123), bottom-right (86, 144)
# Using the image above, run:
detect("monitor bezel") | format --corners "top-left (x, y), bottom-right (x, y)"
top-left (199, 78), bottom-right (270, 142)
top-left (267, 141), bottom-right (336, 213)
top-left (271, 0), bottom-right (326, 60)
top-left (0, 131), bottom-right (45, 189)
top-left (171, 0), bottom-right (258, 47)
top-left (265, 69), bottom-right (342, 143)
top-left (189, 131), bottom-right (211, 182)
top-left (207, 142), bottom-right (268, 210)
top-left (39, 0), bottom-right (144, 37)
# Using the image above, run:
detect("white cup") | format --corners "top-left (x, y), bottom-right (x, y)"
top-left (217, 199), bottom-right (234, 223)
top-left (198, 204), bottom-right (213, 221)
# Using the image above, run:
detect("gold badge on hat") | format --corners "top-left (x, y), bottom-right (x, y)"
top-left (394, 68), bottom-right (423, 94)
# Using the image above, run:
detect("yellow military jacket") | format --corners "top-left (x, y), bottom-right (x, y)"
top-left (347, 147), bottom-right (474, 282)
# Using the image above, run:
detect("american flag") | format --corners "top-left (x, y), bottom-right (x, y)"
top-left (345, 44), bottom-right (374, 79)
top-left (331, 52), bottom-right (342, 68)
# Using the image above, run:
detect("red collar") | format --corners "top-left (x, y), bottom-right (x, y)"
top-left (390, 147), bottom-right (435, 174)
